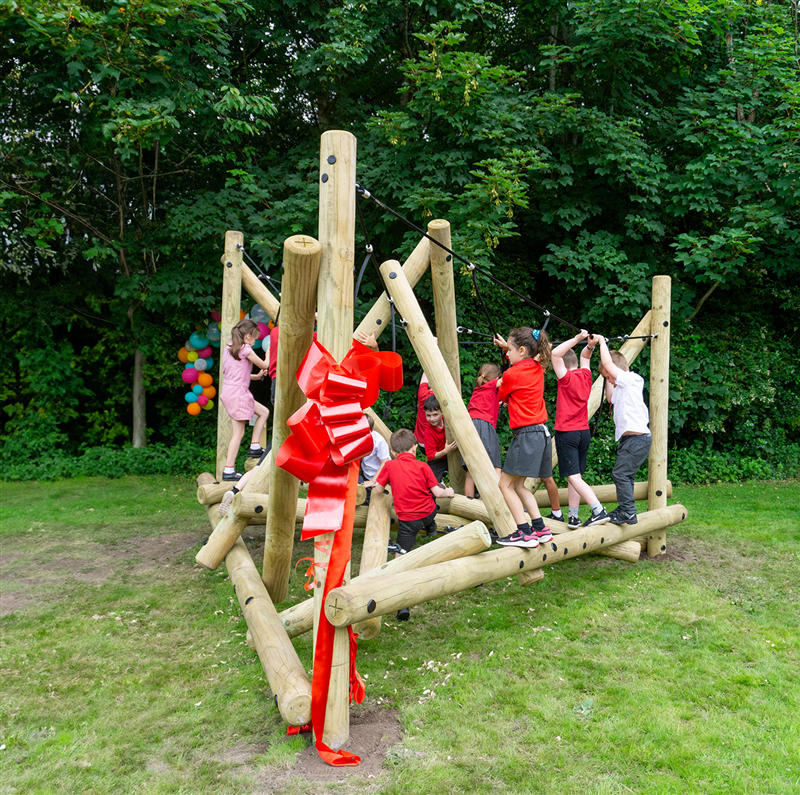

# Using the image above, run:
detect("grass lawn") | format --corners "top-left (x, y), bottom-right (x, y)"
top-left (1, 476), bottom-right (798, 794)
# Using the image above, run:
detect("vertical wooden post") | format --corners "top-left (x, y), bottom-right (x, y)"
top-left (262, 235), bottom-right (322, 602)
top-left (647, 276), bottom-right (671, 557)
top-left (351, 490), bottom-right (392, 640)
top-left (216, 231), bottom-right (243, 478)
top-left (379, 260), bottom-right (517, 540)
top-left (428, 219), bottom-right (465, 494)
top-left (315, 129), bottom-right (357, 751)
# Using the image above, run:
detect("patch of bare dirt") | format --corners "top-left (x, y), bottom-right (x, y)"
top-left (0, 532), bottom-right (200, 616)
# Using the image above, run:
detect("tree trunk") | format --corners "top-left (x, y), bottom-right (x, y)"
top-left (132, 347), bottom-right (146, 448)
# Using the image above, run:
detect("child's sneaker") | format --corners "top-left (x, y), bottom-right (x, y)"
top-left (425, 526), bottom-right (438, 538)
top-left (582, 509), bottom-right (610, 528)
top-left (568, 514), bottom-right (581, 529)
top-left (546, 512), bottom-right (565, 523)
top-left (608, 507), bottom-right (637, 525)
top-left (219, 490), bottom-right (234, 517)
top-left (535, 526), bottom-right (553, 543)
top-left (222, 470), bottom-right (242, 481)
top-left (387, 542), bottom-right (407, 556)
top-left (247, 446), bottom-right (266, 458)
top-left (496, 528), bottom-right (539, 548)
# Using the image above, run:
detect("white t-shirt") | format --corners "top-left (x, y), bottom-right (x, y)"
top-left (361, 430), bottom-right (390, 480)
top-left (610, 370), bottom-right (650, 441)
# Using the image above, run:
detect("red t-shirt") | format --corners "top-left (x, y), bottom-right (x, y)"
top-left (498, 359), bottom-right (547, 428)
top-left (268, 326), bottom-right (279, 379)
top-left (555, 368), bottom-right (592, 432)
top-left (376, 452), bottom-right (438, 520)
top-left (424, 421), bottom-right (446, 461)
top-left (467, 379), bottom-right (500, 426)
top-left (414, 379), bottom-right (433, 445)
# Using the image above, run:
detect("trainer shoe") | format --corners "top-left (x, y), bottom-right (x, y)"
top-left (426, 526), bottom-right (438, 538)
top-left (219, 490), bottom-right (234, 517)
top-left (546, 512), bottom-right (565, 523)
top-left (247, 446), bottom-right (266, 458)
top-left (496, 528), bottom-right (539, 548)
top-left (568, 515), bottom-right (581, 529)
top-left (387, 542), bottom-right (407, 556)
top-left (222, 470), bottom-right (242, 481)
top-left (608, 508), bottom-right (637, 525)
top-left (535, 526), bottom-right (554, 543)
top-left (582, 509), bottom-right (611, 528)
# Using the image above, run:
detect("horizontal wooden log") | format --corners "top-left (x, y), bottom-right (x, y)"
top-left (225, 538), bottom-right (311, 726)
top-left (279, 520), bottom-right (492, 638)
top-left (324, 505), bottom-right (688, 627)
top-left (197, 476), bottom-right (231, 506)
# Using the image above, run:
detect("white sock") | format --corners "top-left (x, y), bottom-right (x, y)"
top-left (224, 466), bottom-right (234, 473)
top-left (569, 509), bottom-right (579, 520)
top-left (591, 502), bottom-right (603, 515)
top-left (552, 509), bottom-right (563, 517)
top-left (249, 442), bottom-right (261, 449)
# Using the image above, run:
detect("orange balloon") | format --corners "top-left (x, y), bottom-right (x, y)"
top-left (178, 347), bottom-right (190, 364)
top-left (202, 385), bottom-right (216, 399)
top-left (267, 321), bottom-right (275, 330)
top-left (187, 402), bottom-right (202, 416)
top-left (240, 309), bottom-right (246, 320)
top-left (197, 372), bottom-right (213, 387)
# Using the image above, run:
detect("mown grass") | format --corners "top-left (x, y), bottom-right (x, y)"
top-left (0, 477), bottom-right (798, 794)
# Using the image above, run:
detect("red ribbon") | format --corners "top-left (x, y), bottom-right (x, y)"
top-left (276, 339), bottom-right (402, 766)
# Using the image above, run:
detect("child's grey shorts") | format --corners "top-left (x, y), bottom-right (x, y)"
top-left (461, 418), bottom-right (502, 470)
top-left (502, 424), bottom-right (553, 478)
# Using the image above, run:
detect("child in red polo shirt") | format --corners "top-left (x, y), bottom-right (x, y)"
top-left (423, 394), bottom-right (457, 484)
top-left (414, 374), bottom-right (433, 452)
top-left (493, 326), bottom-right (555, 548)
top-left (551, 330), bottom-right (609, 529)
top-left (463, 363), bottom-right (503, 498)
top-left (363, 428), bottom-right (455, 621)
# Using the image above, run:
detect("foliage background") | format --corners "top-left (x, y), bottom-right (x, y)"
top-left (2, 0), bottom-right (798, 482)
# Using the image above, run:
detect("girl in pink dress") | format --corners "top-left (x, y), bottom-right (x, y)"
top-left (220, 319), bottom-right (270, 480)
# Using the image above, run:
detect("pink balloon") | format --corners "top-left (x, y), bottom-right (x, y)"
top-left (257, 322), bottom-right (268, 340)
top-left (197, 346), bottom-right (213, 359)
top-left (196, 395), bottom-right (209, 406)
top-left (211, 310), bottom-right (221, 321)
top-left (181, 368), bottom-right (199, 384)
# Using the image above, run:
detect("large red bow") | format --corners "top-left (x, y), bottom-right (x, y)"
top-left (276, 338), bottom-right (402, 540)
top-left (276, 337), bottom-right (402, 766)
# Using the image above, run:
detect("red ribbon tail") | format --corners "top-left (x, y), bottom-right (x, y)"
top-left (315, 740), bottom-right (362, 767)
top-left (286, 722), bottom-right (313, 736)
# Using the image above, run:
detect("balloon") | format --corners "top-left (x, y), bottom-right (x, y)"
top-left (181, 369), bottom-right (199, 384)
top-left (196, 395), bottom-right (209, 406)
top-left (194, 358), bottom-right (208, 371)
top-left (197, 372), bottom-right (213, 387)
top-left (210, 338), bottom-right (220, 348)
top-left (251, 304), bottom-right (269, 324)
top-left (189, 331), bottom-right (209, 349)
top-left (185, 340), bottom-right (196, 352)
top-left (192, 384), bottom-right (203, 395)
top-left (240, 309), bottom-right (246, 320)
top-left (187, 402), bottom-right (202, 416)
top-left (187, 350), bottom-right (198, 362)
top-left (185, 392), bottom-right (198, 403)
top-left (184, 362), bottom-right (196, 369)
top-left (211, 310), bottom-right (221, 322)
top-left (178, 347), bottom-right (190, 364)
top-left (268, 321), bottom-right (275, 331)
top-left (201, 399), bottom-right (214, 411)
top-left (252, 339), bottom-right (261, 349)
top-left (207, 322), bottom-right (221, 341)
top-left (202, 385), bottom-right (216, 398)
top-left (205, 357), bottom-right (214, 370)
top-left (197, 346), bottom-right (213, 359)
top-left (256, 321), bottom-right (268, 339)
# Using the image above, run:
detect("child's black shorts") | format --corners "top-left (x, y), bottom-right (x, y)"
top-left (554, 429), bottom-right (591, 477)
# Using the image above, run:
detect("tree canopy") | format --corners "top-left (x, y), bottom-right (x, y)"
top-left (2, 0), bottom-right (798, 479)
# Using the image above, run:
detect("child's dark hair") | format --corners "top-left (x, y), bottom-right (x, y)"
top-left (423, 395), bottom-right (440, 412)
top-left (230, 319), bottom-right (259, 360)
top-left (507, 326), bottom-right (551, 373)
top-left (563, 350), bottom-right (579, 370)
top-left (476, 363), bottom-right (501, 386)
top-left (390, 428), bottom-right (417, 454)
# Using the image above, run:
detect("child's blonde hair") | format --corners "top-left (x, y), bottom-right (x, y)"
top-left (230, 319), bottom-right (259, 360)
top-left (507, 327), bottom-right (552, 373)
top-left (609, 350), bottom-right (629, 371)
top-left (476, 363), bottom-right (501, 386)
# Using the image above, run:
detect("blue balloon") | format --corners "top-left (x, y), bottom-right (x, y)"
top-left (192, 384), bottom-right (203, 395)
top-left (184, 362), bottom-right (196, 369)
top-left (205, 357), bottom-right (214, 370)
top-left (189, 331), bottom-right (210, 349)
top-left (185, 392), bottom-right (198, 403)
top-left (210, 338), bottom-right (221, 347)
top-left (252, 338), bottom-right (261, 349)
